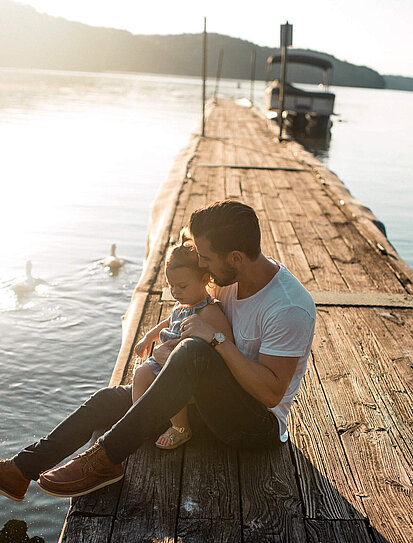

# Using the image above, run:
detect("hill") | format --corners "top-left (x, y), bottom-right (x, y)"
top-left (0, 0), bottom-right (411, 91)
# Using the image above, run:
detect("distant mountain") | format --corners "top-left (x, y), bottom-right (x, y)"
top-left (0, 0), bottom-right (411, 91)
top-left (382, 75), bottom-right (413, 92)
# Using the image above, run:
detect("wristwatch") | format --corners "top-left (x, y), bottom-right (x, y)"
top-left (209, 332), bottom-right (226, 348)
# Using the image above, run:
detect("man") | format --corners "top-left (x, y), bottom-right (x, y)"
top-left (0, 200), bottom-right (315, 501)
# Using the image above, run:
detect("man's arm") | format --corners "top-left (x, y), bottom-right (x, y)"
top-left (180, 314), bottom-right (299, 408)
top-left (212, 340), bottom-right (298, 408)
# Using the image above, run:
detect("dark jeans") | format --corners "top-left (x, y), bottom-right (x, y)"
top-left (14, 338), bottom-right (280, 480)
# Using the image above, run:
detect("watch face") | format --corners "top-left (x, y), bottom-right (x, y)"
top-left (209, 332), bottom-right (226, 348)
top-left (215, 332), bottom-right (225, 343)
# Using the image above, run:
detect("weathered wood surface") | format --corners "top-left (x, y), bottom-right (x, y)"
top-left (61, 99), bottom-right (413, 543)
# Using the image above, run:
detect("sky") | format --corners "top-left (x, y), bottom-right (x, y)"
top-left (19, 0), bottom-right (413, 77)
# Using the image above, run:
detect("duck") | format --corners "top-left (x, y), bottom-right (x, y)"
top-left (11, 261), bottom-right (46, 297)
top-left (102, 244), bottom-right (124, 272)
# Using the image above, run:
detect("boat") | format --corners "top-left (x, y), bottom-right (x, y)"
top-left (264, 53), bottom-right (335, 135)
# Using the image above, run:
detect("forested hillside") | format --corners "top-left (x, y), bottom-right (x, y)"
top-left (0, 0), bottom-right (411, 90)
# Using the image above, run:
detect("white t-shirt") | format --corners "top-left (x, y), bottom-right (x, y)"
top-left (215, 260), bottom-right (316, 442)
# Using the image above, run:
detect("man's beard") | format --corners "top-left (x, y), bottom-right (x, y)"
top-left (210, 265), bottom-right (238, 287)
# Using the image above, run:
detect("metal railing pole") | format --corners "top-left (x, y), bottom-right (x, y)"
top-left (202, 17), bottom-right (207, 137)
top-left (214, 48), bottom-right (224, 100)
top-left (278, 21), bottom-right (292, 141)
top-left (278, 43), bottom-right (287, 140)
top-left (250, 50), bottom-right (256, 105)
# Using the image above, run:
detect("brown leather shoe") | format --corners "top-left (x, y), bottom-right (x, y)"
top-left (37, 443), bottom-right (123, 498)
top-left (0, 459), bottom-right (31, 502)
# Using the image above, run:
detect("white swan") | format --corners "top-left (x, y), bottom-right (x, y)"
top-left (11, 261), bottom-right (46, 297)
top-left (102, 244), bottom-right (124, 272)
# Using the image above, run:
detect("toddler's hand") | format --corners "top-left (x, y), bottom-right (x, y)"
top-left (134, 335), bottom-right (152, 358)
top-left (152, 339), bottom-right (180, 366)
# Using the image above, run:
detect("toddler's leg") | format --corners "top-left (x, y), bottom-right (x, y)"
top-left (155, 406), bottom-right (192, 450)
top-left (132, 363), bottom-right (157, 403)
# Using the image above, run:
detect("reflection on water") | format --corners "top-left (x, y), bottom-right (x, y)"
top-left (0, 68), bottom-right (412, 541)
top-left (287, 125), bottom-right (332, 158)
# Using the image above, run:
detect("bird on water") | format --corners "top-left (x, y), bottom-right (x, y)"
top-left (102, 244), bottom-right (125, 273)
top-left (11, 261), bottom-right (46, 297)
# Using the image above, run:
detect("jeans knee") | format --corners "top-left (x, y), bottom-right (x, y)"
top-left (172, 337), bottom-right (208, 362)
top-left (85, 385), bottom-right (132, 410)
top-left (167, 336), bottom-right (223, 374)
top-left (84, 387), bottom-right (113, 408)
top-left (183, 336), bottom-right (205, 349)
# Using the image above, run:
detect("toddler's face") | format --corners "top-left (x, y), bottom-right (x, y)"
top-left (166, 266), bottom-right (208, 306)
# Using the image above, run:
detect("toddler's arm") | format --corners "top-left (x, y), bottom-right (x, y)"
top-left (134, 317), bottom-right (170, 358)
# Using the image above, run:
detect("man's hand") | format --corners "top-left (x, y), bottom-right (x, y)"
top-left (152, 339), bottom-right (181, 366)
top-left (180, 314), bottom-right (214, 343)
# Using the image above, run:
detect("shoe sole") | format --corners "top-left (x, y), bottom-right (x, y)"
top-left (36, 473), bottom-right (124, 498)
top-left (0, 488), bottom-right (25, 502)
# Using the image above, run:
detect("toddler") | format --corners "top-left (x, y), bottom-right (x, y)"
top-left (132, 230), bottom-right (233, 450)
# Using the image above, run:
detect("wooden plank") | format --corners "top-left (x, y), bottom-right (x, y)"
top-left (267, 169), bottom-right (296, 190)
top-left (169, 176), bottom-right (193, 238)
top-left (111, 518), bottom-right (175, 543)
top-left (310, 291), bottom-right (413, 308)
top-left (59, 515), bottom-right (113, 543)
top-left (259, 170), bottom-right (350, 291)
top-left (111, 441), bottom-right (184, 542)
top-left (207, 166), bottom-right (226, 203)
top-left (312, 166), bottom-right (413, 294)
top-left (289, 356), bottom-right (365, 520)
top-left (269, 220), bottom-right (317, 289)
top-left (291, 216), bottom-right (349, 291)
top-left (334, 222), bottom-right (406, 293)
top-left (309, 187), bottom-right (349, 225)
top-left (369, 308), bottom-right (413, 390)
top-left (285, 143), bottom-right (413, 294)
top-left (288, 175), bottom-right (377, 292)
top-left (313, 308), bottom-right (413, 543)
top-left (225, 169), bottom-right (242, 199)
top-left (240, 170), bottom-right (280, 260)
top-left (304, 519), bottom-right (375, 543)
top-left (238, 444), bottom-right (308, 542)
top-left (177, 412), bottom-right (241, 542)
top-left (339, 308), bottom-right (413, 461)
top-left (183, 167), bottom-right (208, 217)
top-left (67, 479), bottom-right (125, 517)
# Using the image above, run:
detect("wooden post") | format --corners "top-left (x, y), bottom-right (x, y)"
top-left (265, 58), bottom-right (271, 85)
top-left (250, 50), bottom-right (256, 105)
top-left (278, 22), bottom-right (292, 141)
top-left (202, 17), bottom-right (207, 137)
top-left (214, 48), bottom-right (224, 100)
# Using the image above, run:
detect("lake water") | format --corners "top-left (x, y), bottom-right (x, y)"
top-left (0, 68), bottom-right (412, 541)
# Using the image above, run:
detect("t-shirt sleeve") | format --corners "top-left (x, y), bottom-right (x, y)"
top-left (259, 306), bottom-right (315, 357)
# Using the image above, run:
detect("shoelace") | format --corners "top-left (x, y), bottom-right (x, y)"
top-left (73, 443), bottom-right (102, 473)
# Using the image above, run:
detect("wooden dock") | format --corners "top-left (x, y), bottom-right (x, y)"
top-left (60, 99), bottom-right (413, 543)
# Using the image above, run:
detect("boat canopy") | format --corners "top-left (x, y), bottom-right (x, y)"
top-left (267, 54), bottom-right (333, 71)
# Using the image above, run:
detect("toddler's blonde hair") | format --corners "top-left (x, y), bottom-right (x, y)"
top-left (165, 228), bottom-right (206, 278)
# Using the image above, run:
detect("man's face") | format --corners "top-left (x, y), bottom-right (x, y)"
top-left (193, 236), bottom-right (238, 287)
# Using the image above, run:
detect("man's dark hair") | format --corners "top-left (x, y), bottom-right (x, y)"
top-left (189, 200), bottom-right (261, 260)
